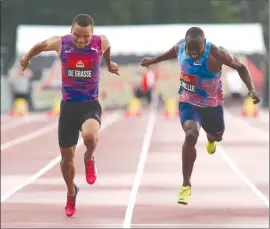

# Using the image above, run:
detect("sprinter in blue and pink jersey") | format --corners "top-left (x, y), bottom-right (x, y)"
top-left (20, 14), bottom-right (119, 217)
top-left (140, 27), bottom-right (260, 205)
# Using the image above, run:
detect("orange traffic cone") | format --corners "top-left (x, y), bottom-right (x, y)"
top-left (47, 98), bottom-right (61, 116)
top-left (163, 98), bottom-right (178, 119)
top-left (8, 98), bottom-right (29, 117)
top-left (125, 98), bottom-right (142, 117)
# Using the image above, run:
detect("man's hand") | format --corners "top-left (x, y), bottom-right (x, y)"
top-left (248, 90), bottom-right (260, 104)
top-left (20, 55), bottom-right (30, 72)
top-left (108, 61), bottom-right (119, 75)
top-left (140, 57), bottom-right (155, 67)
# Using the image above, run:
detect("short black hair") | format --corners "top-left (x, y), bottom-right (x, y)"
top-left (185, 27), bottom-right (205, 39)
top-left (72, 14), bottom-right (94, 27)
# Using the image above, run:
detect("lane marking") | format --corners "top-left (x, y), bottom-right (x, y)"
top-left (1, 116), bottom-right (48, 131)
top-left (221, 109), bottom-right (269, 207)
top-left (218, 146), bottom-right (269, 208)
top-left (1, 223), bottom-right (268, 228)
top-left (123, 110), bottom-right (157, 228)
top-left (130, 223), bottom-right (269, 228)
top-left (1, 112), bottom-right (121, 202)
top-left (1, 122), bottom-right (58, 151)
top-left (1, 117), bottom-right (33, 131)
top-left (224, 109), bottom-right (268, 139)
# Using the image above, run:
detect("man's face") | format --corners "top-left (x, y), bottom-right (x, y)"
top-left (185, 37), bottom-right (205, 60)
top-left (71, 23), bottom-right (93, 48)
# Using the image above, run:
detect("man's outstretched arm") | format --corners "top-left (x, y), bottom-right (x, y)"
top-left (141, 39), bottom-right (184, 67)
top-left (21, 36), bottom-right (61, 71)
top-left (211, 45), bottom-right (260, 104)
top-left (153, 39), bottom-right (184, 63)
top-left (101, 35), bottom-right (119, 75)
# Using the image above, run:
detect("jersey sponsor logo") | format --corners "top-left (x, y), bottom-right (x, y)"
top-left (91, 47), bottom-right (98, 53)
top-left (180, 72), bottom-right (197, 93)
top-left (193, 58), bottom-right (203, 65)
top-left (67, 59), bottom-right (93, 80)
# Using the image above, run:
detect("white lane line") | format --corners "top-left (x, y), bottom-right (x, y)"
top-left (1, 116), bottom-right (48, 131)
top-left (1, 112), bottom-right (122, 202)
top-left (224, 109), bottom-right (268, 139)
top-left (1, 223), bottom-right (268, 228)
top-left (123, 110), bottom-right (157, 228)
top-left (218, 146), bottom-right (269, 208)
top-left (1, 122), bottom-right (58, 151)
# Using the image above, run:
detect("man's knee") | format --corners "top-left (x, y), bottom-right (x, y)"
top-left (185, 129), bottom-right (199, 146)
top-left (82, 131), bottom-right (98, 148)
top-left (81, 119), bottom-right (100, 148)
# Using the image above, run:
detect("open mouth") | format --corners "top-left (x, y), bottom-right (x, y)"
top-left (191, 54), bottom-right (198, 58)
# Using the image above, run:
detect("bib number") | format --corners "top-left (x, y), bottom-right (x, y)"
top-left (181, 81), bottom-right (196, 93)
top-left (67, 59), bottom-right (93, 80)
top-left (180, 73), bottom-right (197, 93)
top-left (68, 69), bottom-right (92, 78)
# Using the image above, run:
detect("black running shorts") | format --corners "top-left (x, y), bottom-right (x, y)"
top-left (58, 99), bottom-right (102, 148)
top-left (179, 102), bottom-right (225, 136)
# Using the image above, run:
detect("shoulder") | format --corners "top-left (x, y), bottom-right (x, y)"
top-left (175, 39), bottom-right (185, 48)
top-left (90, 34), bottom-right (102, 45)
top-left (174, 39), bottom-right (185, 53)
top-left (210, 43), bottom-right (229, 55)
top-left (99, 34), bottom-right (109, 43)
top-left (210, 43), bottom-right (234, 61)
top-left (60, 34), bottom-right (72, 43)
top-left (43, 35), bottom-right (62, 44)
top-left (99, 35), bottom-right (110, 52)
top-left (57, 35), bottom-right (71, 56)
top-left (61, 34), bottom-right (71, 39)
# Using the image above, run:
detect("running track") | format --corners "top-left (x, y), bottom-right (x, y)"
top-left (1, 107), bottom-right (269, 228)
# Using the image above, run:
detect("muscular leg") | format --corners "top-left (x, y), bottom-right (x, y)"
top-left (81, 118), bottom-right (100, 162)
top-left (78, 100), bottom-right (102, 185)
top-left (59, 142), bottom-right (79, 217)
top-left (58, 100), bottom-right (79, 197)
top-left (177, 102), bottom-right (201, 204)
top-left (182, 120), bottom-right (200, 187)
top-left (60, 146), bottom-right (76, 196)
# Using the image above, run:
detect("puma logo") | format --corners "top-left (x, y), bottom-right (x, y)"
top-left (91, 47), bottom-right (98, 53)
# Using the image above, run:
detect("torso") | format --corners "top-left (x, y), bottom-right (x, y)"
top-left (59, 35), bottom-right (102, 102)
top-left (177, 40), bottom-right (224, 107)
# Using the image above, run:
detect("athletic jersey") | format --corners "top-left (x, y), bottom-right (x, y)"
top-left (177, 41), bottom-right (224, 107)
top-left (59, 34), bottom-right (102, 102)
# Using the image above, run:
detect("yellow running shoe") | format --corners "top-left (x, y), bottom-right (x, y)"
top-left (206, 140), bottom-right (216, 154)
top-left (177, 185), bottom-right (191, 205)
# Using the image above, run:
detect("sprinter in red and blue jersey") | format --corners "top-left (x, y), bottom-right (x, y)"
top-left (140, 27), bottom-right (260, 205)
top-left (20, 14), bottom-right (119, 217)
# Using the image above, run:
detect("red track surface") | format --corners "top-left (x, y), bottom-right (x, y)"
top-left (1, 107), bottom-right (269, 228)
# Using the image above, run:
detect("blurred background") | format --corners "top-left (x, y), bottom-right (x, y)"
top-left (1, 0), bottom-right (269, 114)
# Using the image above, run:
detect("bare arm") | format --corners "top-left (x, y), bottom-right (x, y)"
top-left (152, 39), bottom-right (184, 64)
top-left (212, 45), bottom-right (255, 91)
top-left (24, 36), bottom-right (62, 61)
top-left (100, 35), bottom-right (119, 75)
top-left (140, 39), bottom-right (184, 67)
top-left (101, 35), bottom-right (111, 67)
